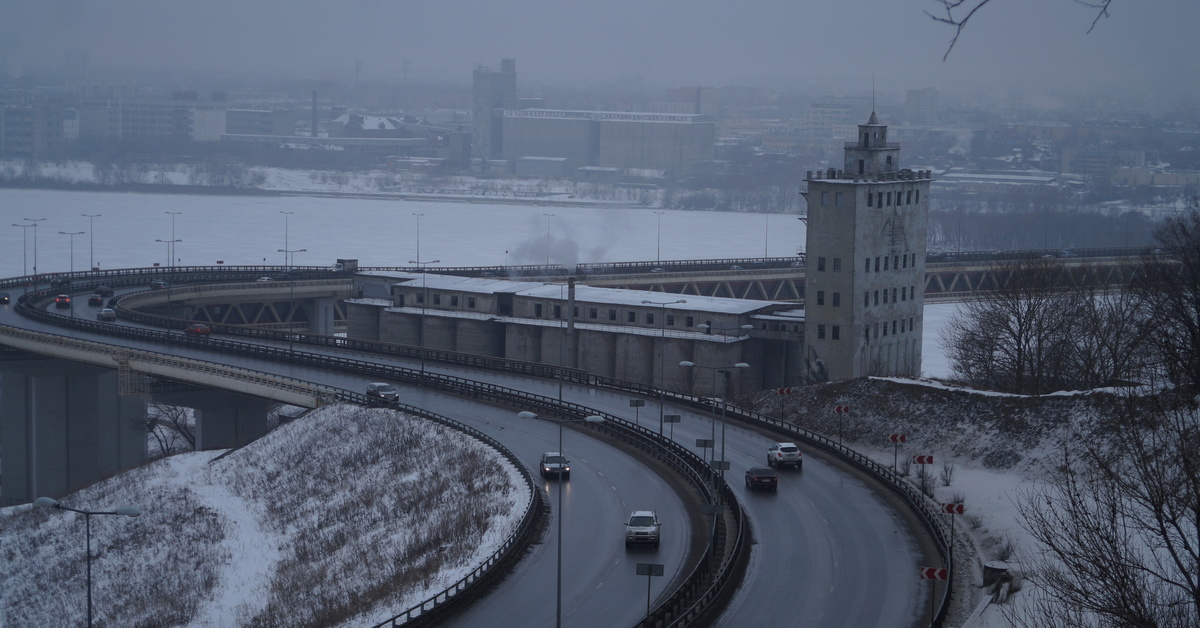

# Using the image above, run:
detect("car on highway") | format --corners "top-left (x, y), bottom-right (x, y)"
top-left (50, 277), bottom-right (71, 289)
top-left (87, 294), bottom-right (104, 306)
top-left (624, 510), bottom-right (661, 548)
top-left (150, 280), bottom-right (169, 290)
top-left (365, 382), bottom-right (399, 406)
top-left (54, 294), bottom-right (71, 309)
top-left (0, 292), bottom-right (9, 304)
top-left (96, 308), bottom-right (117, 321)
top-left (539, 452), bottom-right (570, 479)
top-left (745, 466), bottom-right (779, 491)
top-left (94, 285), bottom-right (114, 297)
top-left (766, 442), bottom-right (803, 469)
top-left (183, 323), bottom-right (211, 337)
top-left (256, 276), bottom-right (274, 282)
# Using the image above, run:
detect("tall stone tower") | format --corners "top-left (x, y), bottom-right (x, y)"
top-left (472, 58), bottom-right (517, 161)
top-left (802, 113), bottom-right (931, 382)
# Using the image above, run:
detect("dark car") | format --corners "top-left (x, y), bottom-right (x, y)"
top-left (183, 323), bottom-right (211, 337)
top-left (0, 292), bottom-right (9, 304)
top-left (87, 294), bottom-right (104, 306)
top-left (365, 382), bottom-right (399, 406)
top-left (96, 308), bottom-right (117, 321)
top-left (745, 466), bottom-right (778, 491)
top-left (150, 280), bottom-right (169, 290)
top-left (539, 452), bottom-right (571, 479)
top-left (94, 285), bottom-right (114, 297)
top-left (50, 277), bottom-right (71, 289)
top-left (54, 294), bottom-right (71, 309)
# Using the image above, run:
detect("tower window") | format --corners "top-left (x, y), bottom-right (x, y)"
top-left (666, 314), bottom-right (675, 326)
top-left (832, 326), bottom-right (840, 340)
top-left (892, 288), bottom-right (897, 302)
top-left (875, 257), bottom-right (880, 272)
top-left (833, 292), bottom-right (841, 307)
top-left (821, 191), bottom-right (829, 206)
top-left (865, 326), bottom-right (871, 341)
top-left (902, 255), bottom-right (907, 269)
top-left (589, 307), bottom-right (598, 319)
top-left (686, 316), bottom-right (694, 327)
top-left (835, 192), bottom-right (844, 206)
top-left (894, 256), bottom-right (899, 269)
top-left (553, 305), bottom-right (562, 318)
top-left (886, 155), bottom-right (893, 169)
top-left (892, 320), bottom-right (897, 335)
top-left (627, 311), bottom-right (636, 323)
top-left (874, 290), bottom-right (879, 305)
top-left (817, 324), bottom-right (826, 339)
top-left (433, 295), bottom-right (442, 305)
top-left (534, 303), bottom-right (543, 316)
top-left (883, 322), bottom-right (888, 336)
top-left (816, 291), bottom-right (825, 306)
top-left (884, 256), bottom-right (889, 271)
top-left (468, 297), bottom-right (476, 308)
top-left (864, 292), bottom-right (869, 307)
top-left (916, 190), bottom-right (920, 204)
top-left (883, 290), bottom-right (888, 304)
top-left (646, 313), bottom-right (654, 325)
top-left (818, 257), bottom-right (826, 271)
top-left (907, 190), bottom-right (913, 205)
top-left (867, 193), bottom-right (873, 207)
top-left (858, 159), bottom-right (865, 174)
top-left (901, 288), bottom-right (906, 301)
top-left (609, 309), bottom-right (617, 321)
top-left (886, 191), bottom-right (892, 206)
top-left (877, 192), bottom-right (883, 207)
top-left (865, 258), bottom-right (871, 272)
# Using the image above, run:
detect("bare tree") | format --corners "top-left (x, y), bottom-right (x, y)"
top-left (929, 0), bottom-right (1114, 60)
top-left (1131, 204), bottom-right (1200, 390)
top-left (146, 402), bottom-right (195, 458)
top-left (1012, 393), bottom-right (1200, 628)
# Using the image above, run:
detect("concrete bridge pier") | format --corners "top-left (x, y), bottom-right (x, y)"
top-left (156, 389), bottom-right (274, 450)
top-left (303, 296), bottom-right (338, 336)
top-left (0, 357), bottom-right (147, 506)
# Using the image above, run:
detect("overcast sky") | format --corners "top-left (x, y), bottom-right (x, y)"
top-left (2, 0), bottom-right (1197, 104)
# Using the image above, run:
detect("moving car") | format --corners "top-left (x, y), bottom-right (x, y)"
top-left (365, 382), bottom-right (399, 405)
top-left (766, 442), bottom-right (804, 469)
top-left (94, 285), bottom-right (114, 297)
top-left (745, 466), bottom-right (779, 491)
top-left (0, 292), bottom-right (9, 304)
top-left (539, 452), bottom-right (570, 479)
top-left (87, 294), bottom-right (104, 306)
top-left (54, 294), bottom-right (71, 309)
top-left (624, 510), bottom-right (661, 548)
top-left (50, 277), bottom-right (71, 289)
top-left (256, 276), bottom-right (275, 282)
top-left (183, 323), bottom-right (211, 337)
top-left (150, 280), bottom-right (169, 290)
top-left (96, 308), bottom-right (117, 321)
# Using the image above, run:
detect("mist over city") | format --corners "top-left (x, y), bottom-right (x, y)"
top-left (3, 2), bottom-right (1200, 628)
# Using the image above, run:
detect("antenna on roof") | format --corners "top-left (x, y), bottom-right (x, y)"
top-left (872, 73), bottom-right (876, 114)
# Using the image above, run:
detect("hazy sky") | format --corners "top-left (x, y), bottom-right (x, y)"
top-left (2, 0), bottom-right (1198, 102)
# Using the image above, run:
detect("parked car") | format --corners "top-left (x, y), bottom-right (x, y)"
top-left (96, 308), bottom-right (117, 321)
top-left (766, 442), bottom-right (804, 469)
top-left (624, 510), bottom-right (661, 548)
top-left (0, 292), bottom-right (9, 304)
top-left (94, 285), bottom-right (114, 297)
top-left (150, 280), bottom-right (169, 290)
top-left (745, 466), bottom-right (779, 491)
top-left (54, 294), bottom-right (71, 309)
top-left (539, 452), bottom-right (571, 479)
top-left (365, 382), bottom-right (399, 405)
top-left (183, 323), bottom-right (211, 337)
top-left (87, 294), bottom-right (104, 306)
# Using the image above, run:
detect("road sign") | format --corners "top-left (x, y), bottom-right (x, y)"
top-left (629, 399), bottom-right (646, 407)
top-left (919, 567), bottom-right (949, 580)
top-left (663, 414), bottom-right (682, 423)
top-left (636, 563), bottom-right (665, 576)
top-left (942, 503), bottom-right (965, 514)
top-left (913, 455), bottom-right (934, 464)
top-left (711, 460), bottom-right (731, 471)
top-left (888, 433), bottom-right (907, 443)
top-left (834, 405), bottom-right (850, 414)
top-left (776, 387), bottom-right (793, 395)
top-left (696, 438), bottom-right (714, 448)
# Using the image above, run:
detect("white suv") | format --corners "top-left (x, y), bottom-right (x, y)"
top-left (624, 510), bottom-right (661, 548)
top-left (767, 442), bottom-right (803, 470)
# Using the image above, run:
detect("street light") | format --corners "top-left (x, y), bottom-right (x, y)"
top-left (516, 411), bottom-right (604, 628)
top-left (679, 360), bottom-right (749, 503)
top-left (641, 298), bottom-right (686, 437)
top-left (164, 211), bottom-right (182, 268)
top-left (279, 248), bottom-right (306, 347)
top-left (82, 213), bottom-right (101, 270)
top-left (280, 210), bottom-right (294, 265)
top-left (12, 222), bottom-right (34, 280)
top-left (654, 211), bottom-right (665, 263)
top-left (23, 217), bottom-right (45, 277)
top-left (408, 258), bottom-right (440, 373)
top-left (60, 231), bottom-right (84, 317)
top-left (35, 497), bottom-right (140, 628)
top-left (543, 213), bottom-right (555, 267)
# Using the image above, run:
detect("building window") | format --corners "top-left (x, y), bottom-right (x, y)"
top-left (817, 324), bottom-right (826, 339)
top-left (833, 292), bottom-right (841, 307)
top-left (867, 193), bottom-right (873, 207)
top-left (609, 309), bottom-right (617, 321)
top-left (900, 288), bottom-right (906, 301)
top-left (821, 191), bottom-right (829, 206)
top-left (894, 256), bottom-right (899, 270)
top-left (833, 258), bottom-right (842, 272)
top-left (667, 314), bottom-right (675, 326)
top-left (892, 288), bottom-right (897, 302)
top-left (573, 307), bottom-right (579, 317)
top-left (877, 192), bottom-right (883, 207)
top-left (916, 190), bottom-right (920, 204)
top-left (884, 256), bottom-right (889, 271)
top-left (875, 257), bottom-right (880, 272)
top-left (858, 159), bottom-right (865, 174)
top-left (416, 292), bottom-right (424, 305)
top-left (865, 258), bottom-right (871, 272)
top-left (883, 289), bottom-right (888, 304)
top-left (818, 257), bottom-right (826, 271)
top-left (874, 290), bottom-right (879, 306)
top-left (468, 297), bottom-right (476, 308)
top-left (553, 304), bottom-right (562, 318)
top-left (534, 303), bottom-right (543, 317)
top-left (883, 322), bottom-right (888, 336)
top-left (835, 192), bottom-right (844, 206)
top-left (865, 326), bottom-right (871, 341)
top-left (902, 255), bottom-right (907, 269)
top-left (864, 292), bottom-right (869, 307)
top-left (816, 291), bottom-right (825, 306)
top-left (910, 317), bottom-right (914, 331)
top-left (907, 190), bottom-right (913, 205)
top-left (892, 320), bottom-right (897, 335)
top-left (451, 295), bottom-right (459, 307)
top-left (686, 316), bottom-right (694, 327)
top-left (627, 311), bottom-right (636, 323)
top-left (886, 191), bottom-right (892, 206)
top-left (647, 313), bottom-right (655, 325)
top-left (589, 307), bottom-right (598, 319)
top-left (832, 325), bottom-right (840, 340)
top-left (433, 294), bottom-right (442, 305)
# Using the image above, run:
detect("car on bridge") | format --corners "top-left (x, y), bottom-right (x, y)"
top-left (150, 280), bottom-right (169, 290)
top-left (50, 277), bottom-right (71, 289)
top-left (94, 285), bottom-right (114, 297)
top-left (766, 442), bottom-right (803, 469)
top-left (183, 323), bottom-right (212, 337)
top-left (96, 308), bottom-right (117, 321)
top-left (624, 510), bottom-right (661, 548)
top-left (745, 466), bottom-right (779, 491)
top-left (54, 294), bottom-right (71, 309)
top-left (365, 382), bottom-right (399, 406)
top-left (539, 452), bottom-right (570, 479)
top-left (0, 292), bottom-right (9, 304)
top-left (87, 294), bottom-right (104, 306)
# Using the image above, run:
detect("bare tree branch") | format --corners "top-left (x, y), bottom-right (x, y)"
top-left (930, 0), bottom-right (1114, 60)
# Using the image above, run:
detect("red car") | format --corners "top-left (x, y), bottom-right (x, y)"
top-left (54, 294), bottom-right (71, 309)
top-left (183, 323), bottom-right (212, 337)
top-left (745, 466), bottom-right (779, 491)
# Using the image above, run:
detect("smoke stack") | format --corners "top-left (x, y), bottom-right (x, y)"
top-left (311, 90), bottom-right (318, 138)
top-left (567, 277), bottom-right (577, 369)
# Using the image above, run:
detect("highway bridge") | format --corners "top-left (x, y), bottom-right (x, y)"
top-left (6, 252), bottom-right (1135, 625)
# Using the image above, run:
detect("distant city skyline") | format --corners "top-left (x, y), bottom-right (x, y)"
top-left (1, 0), bottom-right (1197, 106)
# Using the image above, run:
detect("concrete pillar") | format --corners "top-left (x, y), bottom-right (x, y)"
top-left (158, 389), bottom-right (273, 450)
top-left (305, 296), bottom-right (338, 336)
top-left (0, 357), bottom-right (147, 506)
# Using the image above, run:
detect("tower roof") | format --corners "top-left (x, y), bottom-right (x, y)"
top-left (867, 111), bottom-right (879, 125)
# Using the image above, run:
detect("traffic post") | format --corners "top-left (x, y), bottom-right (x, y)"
top-left (833, 405), bottom-right (850, 445)
top-left (663, 414), bottom-right (681, 440)
top-left (920, 566), bottom-right (949, 623)
top-left (888, 433), bottom-right (907, 471)
top-left (913, 454), bottom-right (934, 465)
top-left (629, 398), bottom-right (645, 426)
top-left (775, 387), bottom-right (792, 420)
top-left (941, 502), bottom-right (966, 586)
top-left (636, 563), bottom-right (665, 619)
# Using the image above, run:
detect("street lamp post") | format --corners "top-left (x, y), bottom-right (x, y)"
top-left (23, 217), bottom-right (45, 277)
top-left (60, 231), bottom-right (84, 317)
top-left (279, 248), bottom-right (306, 348)
top-left (654, 211), bottom-right (665, 263)
top-left (35, 497), bottom-right (140, 628)
top-left (12, 222), bottom-right (33, 280)
top-left (641, 298), bottom-right (686, 437)
top-left (543, 213), bottom-right (555, 267)
top-left (409, 258), bottom-right (440, 373)
top-left (280, 211), bottom-right (294, 265)
top-left (82, 213), bottom-right (101, 270)
top-left (164, 211), bottom-right (182, 268)
top-left (516, 411), bottom-right (604, 628)
top-left (679, 360), bottom-right (749, 504)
